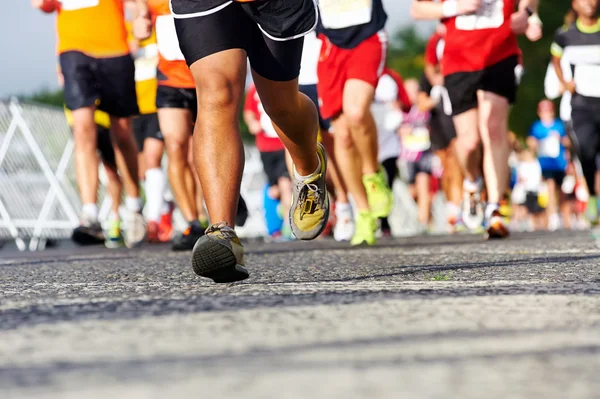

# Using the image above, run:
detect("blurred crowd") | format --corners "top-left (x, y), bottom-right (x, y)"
top-left (28, 0), bottom-right (600, 253)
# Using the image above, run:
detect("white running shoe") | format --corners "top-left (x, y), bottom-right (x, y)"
top-left (124, 211), bottom-right (146, 248)
top-left (462, 179), bottom-right (484, 230)
top-left (333, 202), bottom-right (354, 242)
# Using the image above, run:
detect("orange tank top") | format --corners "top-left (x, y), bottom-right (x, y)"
top-left (148, 0), bottom-right (195, 88)
top-left (57, 0), bottom-right (129, 58)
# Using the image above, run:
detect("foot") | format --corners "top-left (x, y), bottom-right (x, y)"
top-left (158, 203), bottom-right (175, 243)
top-left (333, 203), bottom-right (354, 242)
top-left (484, 210), bottom-right (510, 240)
top-left (123, 211), bottom-right (146, 248)
top-left (72, 215), bottom-right (104, 246)
top-left (147, 221), bottom-right (160, 244)
top-left (363, 167), bottom-right (394, 219)
top-left (350, 210), bottom-right (377, 246)
top-left (462, 182), bottom-right (484, 231)
top-left (290, 143), bottom-right (330, 240)
top-left (104, 219), bottom-right (125, 249)
top-left (191, 222), bottom-right (249, 283)
top-left (172, 221), bottom-right (205, 251)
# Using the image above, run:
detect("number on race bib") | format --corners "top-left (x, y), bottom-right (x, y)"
top-left (318, 0), bottom-right (373, 30)
top-left (455, 0), bottom-right (504, 31)
top-left (58, 0), bottom-right (99, 11)
top-left (155, 15), bottom-right (186, 62)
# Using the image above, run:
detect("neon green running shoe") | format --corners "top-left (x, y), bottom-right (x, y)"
top-left (351, 210), bottom-right (377, 246)
top-left (105, 219), bottom-right (125, 249)
top-left (363, 168), bottom-right (394, 218)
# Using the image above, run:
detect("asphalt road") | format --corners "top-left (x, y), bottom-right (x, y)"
top-left (1, 231), bottom-right (599, 399)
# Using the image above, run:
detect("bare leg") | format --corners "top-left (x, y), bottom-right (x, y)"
top-left (109, 116), bottom-right (140, 199)
top-left (415, 172), bottom-right (432, 225)
top-left (72, 107), bottom-right (99, 205)
top-left (452, 109), bottom-right (482, 182)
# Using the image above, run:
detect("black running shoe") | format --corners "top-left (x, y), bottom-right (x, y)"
top-left (72, 217), bottom-right (104, 246)
top-left (172, 220), bottom-right (205, 251)
top-left (236, 195), bottom-right (249, 227)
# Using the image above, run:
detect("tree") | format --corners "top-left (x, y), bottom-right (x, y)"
top-left (387, 26), bottom-right (429, 79)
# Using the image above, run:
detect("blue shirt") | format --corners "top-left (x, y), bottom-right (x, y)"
top-left (528, 119), bottom-right (567, 172)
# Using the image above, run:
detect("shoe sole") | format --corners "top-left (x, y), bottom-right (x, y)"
top-left (191, 236), bottom-right (249, 283)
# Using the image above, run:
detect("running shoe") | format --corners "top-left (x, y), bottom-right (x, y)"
top-left (191, 222), bottom-right (249, 283)
top-left (105, 219), bottom-right (125, 249)
top-left (123, 211), bottom-right (146, 248)
top-left (334, 202), bottom-right (354, 242)
top-left (363, 167), bottom-right (394, 218)
top-left (350, 210), bottom-right (377, 246)
top-left (172, 221), bottom-right (205, 251)
top-left (484, 210), bottom-right (510, 240)
top-left (290, 143), bottom-right (330, 240)
top-left (158, 202), bottom-right (175, 243)
top-left (147, 221), bottom-right (160, 243)
top-left (72, 214), bottom-right (104, 246)
top-left (462, 182), bottom-right (484, 231)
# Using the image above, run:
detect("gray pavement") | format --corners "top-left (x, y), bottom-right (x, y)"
top-left (1, 231), bottom-right (599, 399)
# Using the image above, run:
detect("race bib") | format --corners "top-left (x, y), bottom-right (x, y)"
top-left (156, 15), bottom-right (185, 62)
top-left (538, 134), bottom-right (560, 158)
top-left (456, 0), bottom-right (504, 31)
top-left (403, 127), bottom-right (431, 152)
top-left (318, 0), bottom-right (372, 30)
top-left (58, 0), bottom-right (99, 11)
top-left (574, 64), bottom-right (600, 97)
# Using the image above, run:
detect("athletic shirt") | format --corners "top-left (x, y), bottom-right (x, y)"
top-left (56, 0), bottom-right (129, 58)
top-left (528, 119), bottom-right (568, 172)
top-left (299, 31), bottom-right (322, 86)
top-left (244, 84), bottom-right (285, 153)
top-left (551, 19), bottom-right (600, 109)
top-left (424, 32), bottom-right (445, 66)
top-left (126, 21), bottom-right (158, 115)
top-left (316, 0), bottom-right (387, 49)
top-left (149, 0), bottom-right (195, 89)
top-left (442, 0), bottom-right (519, 76)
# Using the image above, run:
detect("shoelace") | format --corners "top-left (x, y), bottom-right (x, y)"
top-left (296, 181), bottom-right (322, 220)
top-left (206, 222), bottom-right (237, 240)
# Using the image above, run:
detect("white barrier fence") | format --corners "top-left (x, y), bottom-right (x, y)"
top-left (0, 99), bottom-right (445, 251)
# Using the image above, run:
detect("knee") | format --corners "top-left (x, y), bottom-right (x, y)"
top-left (343, 101), bottom-right (370, 128)
top-left (456, 133), bottom-right (481, 154)
top-left (334, 128), bottom-right (354, 150)
top-left (197, 76), bottom-right (239, 112)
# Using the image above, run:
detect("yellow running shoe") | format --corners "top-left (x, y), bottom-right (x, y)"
top-left (350, 211), bottom-right (377, 246)
top-left (363, 168), bottom-right (394, 218)
top-left (290, 143), bottom-right (330, 240)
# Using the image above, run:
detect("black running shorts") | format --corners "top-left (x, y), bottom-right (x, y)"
top-left (60, 51), bottom-right (139, 118)
top-left (133, 113), bottom-right (163, 152)
top-left (444, 55), bottom-right (519, 116)
top-left (260, 150), bottom-right (290, 186)
top-left (172, 0), bottom-right (316, 82)
top-left (96, 125), bottom-right (116, 168)
top-left (156, 85), bottom-right (198, 122)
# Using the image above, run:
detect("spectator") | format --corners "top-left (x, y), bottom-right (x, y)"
top-left (527, 100), bottom-right (570, 230)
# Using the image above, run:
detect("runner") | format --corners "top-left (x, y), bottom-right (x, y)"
top-left (244, 82), bottom-right (293, 240)
top-left (125, 7), bottom-right (172, 243)
top-left (411, 0), bottom-right (542, 239)
top-left (32, 0), bottom-right (146, 248)
top-left (418, 32), bottom-right (464, 230)
top-left (551, 0), bottom-right (600, 225)
top-left (64, 107), bottom-right (125, 248)
top-left (316, 0), bottom-right (393, 246)
top-left (134, 0), bottom-right (210, 251)
top-left (298, 30), bottom-right (354, 242)
top-left (145, 0), bottom-right (328, 282)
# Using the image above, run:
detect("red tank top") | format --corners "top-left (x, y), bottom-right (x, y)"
top-left (442, 0), bottom-right (519, 76)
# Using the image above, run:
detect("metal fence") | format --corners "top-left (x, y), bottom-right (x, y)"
top-left (0, 99), bottom-right (445, 251)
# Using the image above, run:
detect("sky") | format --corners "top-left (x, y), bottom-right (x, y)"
top-left (0, 0), bottom-right (433, 98)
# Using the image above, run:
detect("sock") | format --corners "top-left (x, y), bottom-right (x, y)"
top-left (81, 203), bottom-right (98, 222)
top-left (125, 196), bottom-right (143, 213)
top-left (108, 210), bottom-right (120, 222)
top-left (144, 168), bottom-right (166, 222)
top-left (335, 201), bottom-right (352, 218)
top-left (446, 202), bottom-right (461, 218)
top-left (294, 156), bottom-right (321, 180)
top-left (485, 203), bottom-right (499, 220)
top-left (463, 177), bottom-right (483, 193)
top-left (160, 201), bottom-right (170, 215)
top-left (198, 216), bottom-right (209, 228)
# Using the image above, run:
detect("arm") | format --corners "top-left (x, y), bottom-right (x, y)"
top-left (417, 92), bottom-right (437, 113)
top-left (551, 32), bottom-right (576, 94)
top-left (133, 0), bottom-right (152, 40)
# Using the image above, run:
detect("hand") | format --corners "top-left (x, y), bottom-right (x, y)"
top-left (133, 16), bottom-right (152, 40)
top-left (525, 19), bottom-right (543, 42)
top-left (564, 81), bottom-right (576, 94)
top-left (457, 0), bottom-right (481, 15)
top-left (511, 9), bottom-right (529, 35)
top-left (431, 73), bottom-right (444, 87)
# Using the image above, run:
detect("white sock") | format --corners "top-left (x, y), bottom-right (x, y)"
top-left (294, 157), bottom-right (321, 180)
top-left (463, 177), bottom-right (483, 193)
top-left (160, 201), bottom-right (170, 215)
top-left (125, 196), bottom-right (143, 214)
top-left (335, 201), bottom-right (352, 218)
top-left (81, 203), bottom-right (98, 221)
top-left (144, 168), bottom-right (166, 222)
top-left (108, 211), bottom-right (120, 222)
top-left (485, 203), bottom-right (499, 220)
top-left (446, 202), bottom-right (461, 218)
